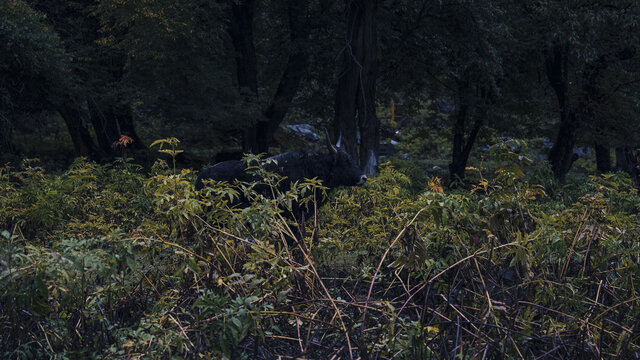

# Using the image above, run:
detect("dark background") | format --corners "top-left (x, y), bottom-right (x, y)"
top-left (2, 0), bottom-right (640, 183)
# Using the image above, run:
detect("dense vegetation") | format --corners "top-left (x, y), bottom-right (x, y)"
top-left (3, 0), bottom-right (640, 358)
top-left (1, 140), bottom-right (639, 358)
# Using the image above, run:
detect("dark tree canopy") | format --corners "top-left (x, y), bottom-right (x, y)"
top-left (1, 0), bottom-right (640, 182)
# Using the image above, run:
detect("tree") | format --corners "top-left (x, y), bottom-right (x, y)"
top-left (334, 0), bottom-right (379, 175)
top-left (226, 0), bottom-right (259, 152)
top-left (226, 0), bottom-right (313, 154)
top-left (29, 0), bottom-right (148, 158)
top-left (378, 0), bottom-right (509, 181)
top-left (594, 143), bottom-right (612, 173)
top-left (14, 0), bottom-right (152, 159)
top-left (93, 0), bottom-right (240, 153)
top-left (0, 0), bottom-right (100, 157)
top-left (519, 1), bottom-right (640, 181)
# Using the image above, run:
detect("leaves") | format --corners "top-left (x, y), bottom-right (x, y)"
top-left (2, 146), bottom-right (640, 358)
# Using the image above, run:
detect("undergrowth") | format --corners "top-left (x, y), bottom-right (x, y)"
top-left (1, 139), bottom-right (639, 359)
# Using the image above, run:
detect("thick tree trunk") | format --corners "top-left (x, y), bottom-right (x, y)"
top-left (357, 0), bottom-right (378, 175)
top-left (334, 0), bottom-right (379, 175)
top-left (617, 146), bottom-right (640, 185)
top-left (116, 107), bottom-right (146, 150)
top-left (548, 112), bottom-right (580, 181)
top-left (616, 146), bottom-right (633, 172)
top-left (594, 143), bottom-right (611, 173)
top-left (88, 98), bottom-right (120, 155)
top-left (615, 146), bottom-right (639, 185)
top-left (58, 102), bottom-right (101, 160)
top-left (334, 0), bottom-right (362, 160)
top-left (334, 43), bottom-right (360, 160)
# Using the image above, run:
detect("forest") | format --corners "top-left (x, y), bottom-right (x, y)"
top-left (1, 0), bottom-right (640, 358)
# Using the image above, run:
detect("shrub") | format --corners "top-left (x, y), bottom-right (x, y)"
top-left (1, 140), bottom-right (639, 358)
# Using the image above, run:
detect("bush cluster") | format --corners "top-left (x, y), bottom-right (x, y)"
top-left (1, 140), bottom-right (639, 359)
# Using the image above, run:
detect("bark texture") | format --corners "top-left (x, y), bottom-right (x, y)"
top-left (256, 0), bottom-right (309, 154)
top-left (58, 101), bottom-right (101, 160)
top-left (88, 99), bottom-right (120, 155)
top-left (616, 146), bottom-right (639, 185)
top-left (0, 113), bottom-right (13, 154)
top-left (230, 0), bottom-right (308, 155)
top-left (594, 143), bottom-right (611, 173)
top-left (116, 107), bottom-right (146, 150)
top-left (228, 0), bottom-right (259, 152)
top-left (448, 82), bottom-right (484, 182)
top-left (546, 42), bottom-right (579, 182)
top-left (334, 0), bottom-right (379, 175)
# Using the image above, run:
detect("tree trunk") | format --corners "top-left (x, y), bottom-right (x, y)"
top-left (256, 0), bottom-right (309, 154)
top-left (227, 0), bottom-right (259, 153)
top-left (615, 146), bottom-right (639, 185)
top-left (594, 143), bottom-right (611, 173)
top-left (616, 146), bottom-right (633, 172)
top-left (88, 98), bottom-right (120, 155)
top-left (334, 0), bottom-right (379, 175)
top-left (548, 112), bottom-right (579, 181)
top-left (616, 146), bottom-right (640, 186)
top-left (545, 42), bottom-right (579, 182)
top-left (229, 0), bottom-right (258, 95)
top-left (229, 0), bottom-right (313, 155)
top-left (0, 113), bottom-right (14, 155)
top-left (449, 91), bottom-right (469, 181)
top-left (334, 37), bottom-right (360, 161)
top-left (448, 83), bottom-right (483, 182)
top-left (58, 102), bottom-right (101, 160)
top-left (357, 0), bottom-right (378, 175)
top-left (116, 107), bottom-right (146, 150)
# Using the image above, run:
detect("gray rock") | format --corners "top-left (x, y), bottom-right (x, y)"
top-left (283, 124), bottom-right (320, 142)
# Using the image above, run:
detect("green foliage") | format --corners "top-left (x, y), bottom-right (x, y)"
top-left (0, 0), bottom-right (67, 110)
top-left (0, 142), bottom-right (333, 358)
top-left (1, 2), bottom-right (639, 358)
top-left (313, 141), bottom-right (639, 358)
top-left (193, 291), bottom-right (260, 359)
top-left (3, 142), bottom-right (640, 358)
top-left (0, 158), bottom-right (149, 240)
top-left (93, 0), bottom-right (246, 144)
